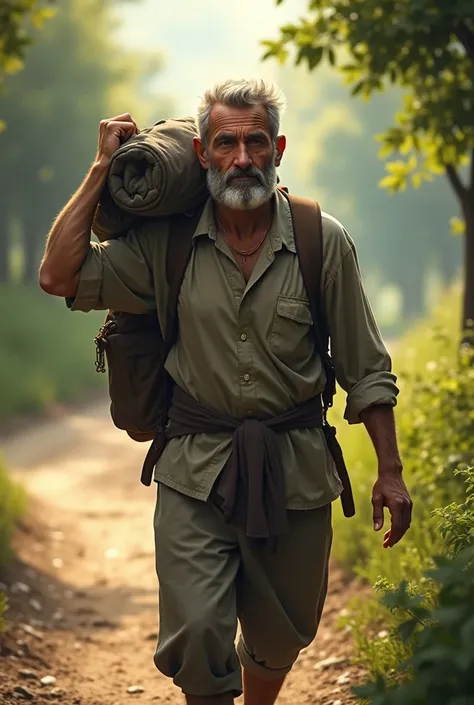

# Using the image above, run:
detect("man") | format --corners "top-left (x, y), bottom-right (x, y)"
top-left (39, 78), bottom-right (412, 705)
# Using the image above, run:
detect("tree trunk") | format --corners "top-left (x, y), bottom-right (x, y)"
top-left (444, 159), bottom-right (474, 340)
top-left (462, 198), bottom-right (474, 337)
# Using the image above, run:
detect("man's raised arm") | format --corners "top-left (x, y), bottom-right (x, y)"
top-left (39, 113), bottom-right (138, 298)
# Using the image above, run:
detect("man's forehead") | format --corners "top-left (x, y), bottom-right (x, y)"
top-left (209, 103), bottom-right (270, 137)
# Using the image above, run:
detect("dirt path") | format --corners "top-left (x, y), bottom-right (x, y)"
top-left (0, 399), bottom-right (365, 705)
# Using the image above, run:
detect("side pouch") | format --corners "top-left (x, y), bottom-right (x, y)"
top-left (94, 310), bottom-right (167, 440)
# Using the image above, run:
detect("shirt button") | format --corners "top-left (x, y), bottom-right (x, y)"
top-left (240, 333), bottom-right (247, 342)
top-left (243, 373), bottom-right (251, 382)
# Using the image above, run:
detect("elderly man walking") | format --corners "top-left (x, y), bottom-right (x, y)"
top-left (39, 79), bottom-right (412, 705)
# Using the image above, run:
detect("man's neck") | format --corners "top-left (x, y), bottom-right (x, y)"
top-left (214, 195), bottom-right (275, 242)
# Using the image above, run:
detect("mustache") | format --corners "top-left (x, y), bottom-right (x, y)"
top-left (225, 166), bottom-right (265, 185)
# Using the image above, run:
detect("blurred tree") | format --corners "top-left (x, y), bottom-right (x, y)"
top-left (279, 63), bottom-right (461, 323)
top-left (264, 0), bottom-right (474, 332)
top-left (0, 0), bottom-right (55, 104)
top-left (0, 0), bottom-right (169, 282)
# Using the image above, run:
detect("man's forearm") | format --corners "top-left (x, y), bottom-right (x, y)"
top-left (39, 156), bottom-right (110, 297)
top-left (360, 404), bottom-right (402, 474)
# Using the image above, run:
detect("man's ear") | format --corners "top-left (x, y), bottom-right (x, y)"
top-left (193, 137), bottom-right (209, 170)
top-left (274, 135), bottom-right (286, 167)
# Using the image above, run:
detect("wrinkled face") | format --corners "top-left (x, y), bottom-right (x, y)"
top-left (195, 104), bottom-right (286, 210)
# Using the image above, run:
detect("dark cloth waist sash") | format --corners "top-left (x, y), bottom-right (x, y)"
top-left (140, 385), bottom-right (355, 539)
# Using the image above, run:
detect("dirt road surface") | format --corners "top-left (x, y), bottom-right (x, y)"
top-left (0, 399), bottom-right (365, 705)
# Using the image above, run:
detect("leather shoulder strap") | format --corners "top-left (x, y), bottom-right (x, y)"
top-left (165, 206), bottom-right (204, 347)
top-left (280, 191), bottom-right (355, 517)
top-left (281, 190), bottom-right (336, 414)
top-left (283, 192), bottom-right (326, 343)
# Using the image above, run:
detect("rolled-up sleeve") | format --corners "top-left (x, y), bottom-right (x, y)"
top-left (66, 228), bottom-right (156, 314)
top-left (323, 227), bottom-right (399, 424)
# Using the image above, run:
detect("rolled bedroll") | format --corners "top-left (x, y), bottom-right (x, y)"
top-left (92, 116), bottom-right (209, 242)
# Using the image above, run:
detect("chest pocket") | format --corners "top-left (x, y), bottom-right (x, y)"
top-left (270, 295), bottom-right (314, 362)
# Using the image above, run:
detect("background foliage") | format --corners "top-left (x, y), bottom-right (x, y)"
top-left (278, 63), bottom-right (461, 325)
top-left (0, 0), bottom-right (55, 103)
top-left (265, 0), bottom-right (474, 331)
top-left (0, 0), bottom-right (171, 417)
top-left (0, 459), bottom-right (26, 629)
top-left (328, 287), bottom-right (474, 698)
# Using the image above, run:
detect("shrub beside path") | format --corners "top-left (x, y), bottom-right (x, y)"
top-left (0, 400), bottom-right (367, 704)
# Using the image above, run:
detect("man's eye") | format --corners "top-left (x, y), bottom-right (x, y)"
top-left (249, 137), bottom-right (264, 145)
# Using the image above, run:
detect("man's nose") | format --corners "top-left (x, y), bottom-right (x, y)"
top-left (233, 143), bottom-right (252, 169)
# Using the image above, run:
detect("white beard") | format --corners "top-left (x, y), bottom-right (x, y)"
top-left (206, 161), bottom-right (278, 211)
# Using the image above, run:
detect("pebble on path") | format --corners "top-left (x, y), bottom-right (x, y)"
top-left (40, 675), bottom-right (57, 686)
top-left (13, 685), bottom-right (35, 701)
top-left (127, 685), bottom-right (145, 694)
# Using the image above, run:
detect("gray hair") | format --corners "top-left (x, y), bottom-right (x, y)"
top-left (197, 78), bottom-right (286, 146)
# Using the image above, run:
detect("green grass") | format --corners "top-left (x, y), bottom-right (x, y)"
top-left (329, 284), bottom-right (474, 682)
top-left (0, 458), bottom-right (26, 630)
top-left (0, 460), bottom-right (26, 568)
top-left (0, 283), bottom-right (106, 418)
top-left (331, 284), bottom-right (465, 585)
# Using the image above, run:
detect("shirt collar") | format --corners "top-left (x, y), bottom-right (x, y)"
top-left (192, 188), bottom-right (296, 254)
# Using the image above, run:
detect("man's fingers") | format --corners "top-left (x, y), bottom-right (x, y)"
top-left (386, 497), bottom-right (412, 547)
top-left (104, 121), bottom-right (138, 142)
top-left (109, 113), bottom-right (137, 126)
top-left (110, 120), bottom-right (138, 134)
top-left (372, 492), bottom-right (384, 531)
top-left (373, 476), bottom-right (413, 548)
top-left (100, 116), bottom-right (139, 136)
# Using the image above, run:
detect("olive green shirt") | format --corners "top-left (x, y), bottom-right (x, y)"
top-left (69, 189), bottom-right (398, 508)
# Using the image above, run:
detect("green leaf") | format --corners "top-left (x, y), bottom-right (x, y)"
top-left (261, 40), bottom-right (289, 64)
top-left (353, 675), bottom-right (388, 698)
top-left (4, 56), bottom-right (24, 75)
top-left (398, 618), bottom-right (420, 642)
top-left (450, 216), bottom-right (465, 235)
top-left (379, 175), bottom-right (402, 192)
top-left (409, 644), bottom-right (452, 667)
top-left (307, 46), bottom-right (324, 70)
top-left (378, 142), bottom-right (395, 158)
top-left (279, 24), bottom-right (298, 40)
top-left (351, 80), bottom-right (365, 96)
top-left (340, 63), bottom-right (362, 84)
top-left (387, 160), bottom-right (411, 176)
top-left (31, 7), bottom-right (56, 29)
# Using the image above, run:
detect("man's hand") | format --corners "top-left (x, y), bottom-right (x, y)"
top-left (372, 467), bottom-right (413, 548)
top-left (96, 113), bottom-right (139, 164)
